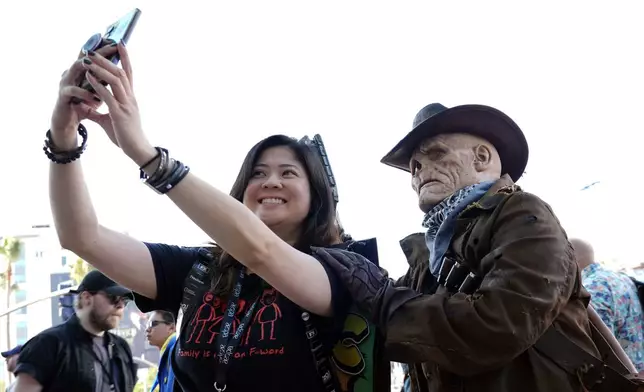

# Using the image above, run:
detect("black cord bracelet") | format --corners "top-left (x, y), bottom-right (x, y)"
top-left (140, 148), bottom-right (169, 183)
top-left (140, 148), bottom-right (190, 195)
top-left (43, 124), bottom-right (88, 164)
top-left (151, 160), bottom-right (181, 193)
top-left (139, 147), bottom-right (164, 171)
top-left (168, 161), bottom-right (190, 189)
top-left (154, 160), bottom-right (190, 194)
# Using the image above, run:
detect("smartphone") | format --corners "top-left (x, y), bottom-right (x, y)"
top-left (78, 8), bottom-right (142, 93)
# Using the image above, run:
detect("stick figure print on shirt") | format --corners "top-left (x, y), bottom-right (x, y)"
top-left (253, 288), bottom-right (282, 341)
top-left (232, 299), bottom-right (247, 334)
top-left (187, 292), bottom-right (217, 344)
top-left (206, 297), bottom-right (225, 344)
top-left (207, 298), bottom-right (247, 344)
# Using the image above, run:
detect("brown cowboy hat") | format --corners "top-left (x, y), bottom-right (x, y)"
top-left (380, 103), bottom-right (529, 181)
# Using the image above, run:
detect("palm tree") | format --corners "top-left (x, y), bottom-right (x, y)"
top-left (70, 257), bottom-right (96, 284)
top-left (0, 237), bottom-right (23, 361)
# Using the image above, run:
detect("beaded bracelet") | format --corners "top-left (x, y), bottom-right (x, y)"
top-left (43, 124), bottom-right (88, 164)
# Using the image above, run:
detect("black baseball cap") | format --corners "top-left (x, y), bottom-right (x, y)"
top-left (69, 270), bottom-right (134, 300)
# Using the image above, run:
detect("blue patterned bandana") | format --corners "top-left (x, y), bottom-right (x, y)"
top-left (423, 181), bottom-right (495, 276)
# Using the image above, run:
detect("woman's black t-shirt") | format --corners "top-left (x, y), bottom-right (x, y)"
top-left (134, 243), bottom-right (350, 392)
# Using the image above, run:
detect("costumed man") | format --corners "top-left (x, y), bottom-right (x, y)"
top-left (313, 103), bottom-right (644, 392)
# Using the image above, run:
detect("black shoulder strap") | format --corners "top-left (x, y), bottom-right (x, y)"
top-left (302, 309), bottom-right (338, 392)
top-left (177, 248), bottom-right (214, 331)
top-left (533, 324), bottom-right (642, 391)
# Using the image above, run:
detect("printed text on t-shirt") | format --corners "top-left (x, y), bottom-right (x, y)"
top-left (180, 287), bottom-right (285, 359)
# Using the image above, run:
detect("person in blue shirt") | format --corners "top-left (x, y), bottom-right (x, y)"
top-left (146, 311), bottom-right (177, 392)
top-left (571, 238), bottom-right (644, 372)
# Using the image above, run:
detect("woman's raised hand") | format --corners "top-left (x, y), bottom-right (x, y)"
top-left (50, 44), bottom-right (118, 150)
top-left (81, 43), bottom-right (156, 165)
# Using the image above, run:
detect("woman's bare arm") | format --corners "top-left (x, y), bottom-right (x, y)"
top-left (49, 159), bottom-right (156, 299)
top-left (47, 44), bottom-right (157, 299)
top-left (164, 172), bottom-right (334, 316)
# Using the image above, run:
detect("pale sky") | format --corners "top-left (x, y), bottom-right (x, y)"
top-left (1, 2), bottom-right (643, 278)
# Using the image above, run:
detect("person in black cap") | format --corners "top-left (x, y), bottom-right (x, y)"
top-left (2, 344), bottom-right (22, 392)
top-left (312, 103), bottom-right (644, 391)
top-left (12, 270), bottom-right (138, 392)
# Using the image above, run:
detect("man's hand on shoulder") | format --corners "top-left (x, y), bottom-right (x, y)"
top-left (312, 247), bottom-right (388, 315)
top-left (311, 247), bottom-right (421, 325)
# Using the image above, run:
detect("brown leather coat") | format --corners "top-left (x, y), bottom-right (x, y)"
top-left (389, 175), bottom-right (600, 392)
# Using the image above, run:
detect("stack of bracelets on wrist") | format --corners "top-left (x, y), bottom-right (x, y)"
top-left (43, 124), bottom-right (88, 164)
top-left (139, 147), bottom-right (191, 194)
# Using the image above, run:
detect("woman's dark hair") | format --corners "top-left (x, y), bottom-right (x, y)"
top-left (336, 214), bottom-right (353, 242)
top-left (208, 135), bottom-right (341, 297)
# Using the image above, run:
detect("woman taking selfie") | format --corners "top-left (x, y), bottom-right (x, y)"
top-left (41, 43), bottom-right (382, 392)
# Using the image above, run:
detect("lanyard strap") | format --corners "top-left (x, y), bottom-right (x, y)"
top-left (213, 269), bottom-right (260, 392)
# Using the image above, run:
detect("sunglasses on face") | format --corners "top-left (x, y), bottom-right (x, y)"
top-left (147, 320), bottom-right (170, 329)
top-left (106, 293), bottom-right (130, 306)
top-left (90, 291), bottom-right (130, 306)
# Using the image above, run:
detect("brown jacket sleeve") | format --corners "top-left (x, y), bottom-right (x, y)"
top-left (395, 232), bottom-right (430, 288)
top-left (383, 192), bottom-right (576, 376)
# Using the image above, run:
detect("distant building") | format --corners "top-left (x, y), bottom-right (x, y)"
top-left (2, 224), bottom-right (76, 347)
top-left (1, 224), bottom-right (76, 383)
